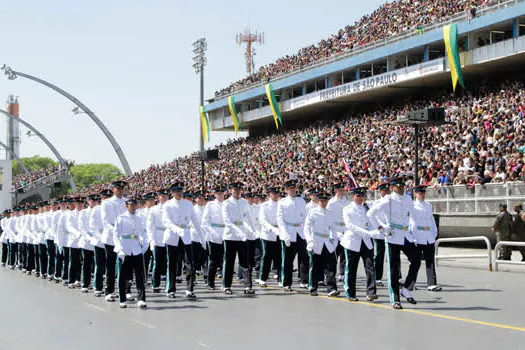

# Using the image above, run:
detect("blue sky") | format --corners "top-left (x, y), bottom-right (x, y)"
top-left (0, 0), bottom-right (385, 172)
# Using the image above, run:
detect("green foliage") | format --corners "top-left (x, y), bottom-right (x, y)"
top-left (70, 163), bottom-right (123, 189)
top-left (12, 156), bottom-right (58, 176)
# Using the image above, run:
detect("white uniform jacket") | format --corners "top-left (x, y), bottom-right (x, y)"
top-left (259, 200), bottom-right (279, 242)
top-left (341, 202), bottom-right (382, 252)
top-left (66, 210), bottom-right (82, 248)
top-left (78, 208), bottom-right (94, 251)
top-left (100, 196), bottom-right (127, 246)
top-left (249, 204), bottom-right (260, 240)
top-left (162, 198), bottom-right (201, 246)
top-left (327, 196), bottom-right (350, 239)
top-left (88, 205), bottom-right (105, 249)
top-left (366, 196), bottom-right (389, 241)
top-left (277, 196), bottom-right (307, 243)
top-left (146, 203), bottom-right (165, 247)
top-left (304, 207), bottom-right (338, 254)
top-left (190, 205), bottom-right (206, 245)
top-left (201, 200), bottom-right (225, 245)
top-left (114, 211), bottom-right (148, 256)
top-left (0, 217), bottom-right (8, 243)
top-left (222, 197), bottom-right (255, 242)
top-left (367, 192), bottom-right (416, 246)
top-left (410, 200), bottom-right (438, 245)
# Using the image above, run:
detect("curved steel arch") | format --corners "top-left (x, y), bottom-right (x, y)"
top-left (0, 109), bottom-right (78, 192)
top-left (1, 66), bottom-right (132, 176)
top-left (0, 140), bottom-right (30, 174)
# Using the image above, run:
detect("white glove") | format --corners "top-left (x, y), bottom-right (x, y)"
top-left (306, 241), bottom-right (314, 252)
top-left (284, 239), bottom-right (291, 247)
top-left (150, 242), bottom-right (155, 251)
top-left (118, 251), bottom-right (126, 263)
top-left (58, 246), bottom-right (63, 255)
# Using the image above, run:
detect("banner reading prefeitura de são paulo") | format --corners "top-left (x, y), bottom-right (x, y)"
top-left (287, 59), bottom-right (444, 111)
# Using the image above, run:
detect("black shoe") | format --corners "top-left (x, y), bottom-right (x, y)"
top-left (393, 302), bottom-right (403, 310)
top-left (406, 297), bottom-right (417, 305)
top-left (244, 288), bottom-right (255, 295)
top-left (185, 291), bottom-right (197, 299)
top-left (347, 296), bottom-right (359, 302)
top-left (366, 295), bottom-right (378, 302)
top-left (310, 290), bottom-right (318, 296)
top-left (207, 285), bottom-right (216, 290)
top-left (224, 288), bottom-right (233, 295)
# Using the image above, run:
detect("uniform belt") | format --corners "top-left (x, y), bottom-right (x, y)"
top-left (417, 226), bottom-right (430, 231)
top-left (177, 224), bottom-right (189, 229)
top-left (121, 234), bottom-right (139, 240)
top-left (233, 221), bottom-right (243, 226)
top-left (389, 223), bottom-right (408, 231)
top-left (156, 227), bottom-right (166, 231)
top-left (314, 232), bottom-right (329, 239)
top-left (285, 221), bottom-right (301, 227)
top-left (210, 223), bottom-right (225, 228)
top-left (335, 222), bottom-right (345, 226)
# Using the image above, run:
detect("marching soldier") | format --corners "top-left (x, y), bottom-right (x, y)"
top-left (45, 201), bottom-right (59, 281)
top-left (304, 192), bottom-right (339, 296)
top-left (367, 176), bottom-right (421, 310)
top-left (342, 187), bottom-right (382, 301)
top-left (221, 182), bottom-right (256, 295)
top-left (327, 183), bottom-right (350, 282)
top-left (492, 203), bottom-right (512, 260)
top-left (146, 188), bottom-right (170, 292)
top-left (1, 210), bottom-right (10, 267)
top-left (114, 198), bottom-right (148, 309)
top-left (191, 191), bottom-right (207, 283)
top-left (79, 195), bottom-right (97, 293)
top-left (306, 187), bottom-right (319, 215)
top-left (410, 185), bottom-right (441, 291)
top-left (277, 179), bottom-right (308, 291)
top-left (90, 190), bottom-right (112, 297)
top-left (201, 185), bottom-right (226, 290)
top-left (53, 199), bottom-right (68, 283)
top-left (66, 198), bottom-right (84, 288)
top-left (37, 203), bottom-right (49, 279)
top-left (162, 181), bottom-right (201, 299)
top-left (258, 186), bottom-right (282, 287)
top-left (367, 181), bottom-right (390, 286)
top-left (101, 180), bottom-right (128, 302)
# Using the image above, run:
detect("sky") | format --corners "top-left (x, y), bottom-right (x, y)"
top-left (0, 0), bottom-right (386, 173)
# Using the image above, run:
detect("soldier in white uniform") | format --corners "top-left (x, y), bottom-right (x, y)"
top-left (146, 188), bottom-right (170, 293)
top-left (327, 183), bottom-right (350, 282)
top-left (306, 187), bottom-right (319, 215)
top-left (100, 180), bottom-right (128, 302)
top-left (342, 187), bottom-right (383, 301)
top-left (201, 185), bottom-right (226, 290)
top-left (1, 209), bottom-right (11, 267)
top-left (45, 201), bottom-right (59, 280)
top-left (258, 187), bottom-right (282, 287)
top-left (239, 192), bottom-right (258, 282)
top-left (368, 181), bottom-right (390, 287)
top-left (36, 203), bottom-right (50, 279)
top-left (139, 192), bottom-right (156, 282)
top-left (191, 191), bottom-right (207, 283)
top-left (79, 195), bottom-right (97, 293)
top-left (221, 182), bottom-right (256, 295)
top-left (367, 176), bottom-right (421, 310)
top-left (53, 199), bottom-right (68, 282)
top-left (410, 185), bottom-right (441, 291)
top-left (66, 198), bottom-right (84, 288)
top-left (277, 179), bottom-right (308, 291)
top-left (114, 198), bottom-right (148, 309)
top-left (7, 209), bottom-right (19, 269)
top-left (162, 181), bottom-right (201, 299)
top-left (304, 192), bottom-right (340, 296)
top-left (90, 190), bottom-right (111, 297)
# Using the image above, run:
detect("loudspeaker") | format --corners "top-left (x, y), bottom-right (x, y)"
top-left (54, 182), bottom-right (61, 188)
top-left (427, 108), bottom-right (445, 122)
top-left (206, 149), bottom-right (219, 160)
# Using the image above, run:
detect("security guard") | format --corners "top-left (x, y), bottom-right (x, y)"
top-left (492, 203), bottom-right (512, 260)
top-left (101, 180), bottom-right (128, 302)
top-left (162, 181), bottom-right (201, 299)
top-left (201, 185), bottom-right (226, 290)
top-left (342, 187), bottom-right (381, 301)
top-left (90, 190), bottom-right (111, 297)
top-left (258, 186), bottom-right (282, 287)
top-left (327, 183), bottom-right (350, 282)
top-left (221, 182), bottom-right (256, 295)
top-left (146, 188), bottom-right (170, 292)
top-left (410, 185), bottom-right (440, 291)
top-left (114, 198), bottom-right (148, 309)
top-left (511, 203), bottom-right (525, 260)
top-left (277, 179), bottom-right (308, 291)
top-left (367, 181), bottom-right (390, 286)
top-left (304, 192), bottom-right (339, 296)
top-left (367, 176), bottom-right (421, 310)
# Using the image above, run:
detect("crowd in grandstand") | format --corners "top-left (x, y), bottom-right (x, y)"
top-left (70, 79), bottom-right (525, 198)
top-left (215, 0), bottom-right (494, 98)
top-left (12, 165), bottom-right (67, 191)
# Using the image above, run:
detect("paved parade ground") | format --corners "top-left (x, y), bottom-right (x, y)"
top-left (1, 249), bottom-right (524, 350)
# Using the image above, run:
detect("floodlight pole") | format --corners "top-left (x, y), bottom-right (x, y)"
top-left (192, 38), bottom-right (207, 192)
top-left (414, 124), bottom-right (420, 187)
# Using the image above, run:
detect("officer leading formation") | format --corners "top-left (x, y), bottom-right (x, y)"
top-left (0, 178), bottom-right (443, 310)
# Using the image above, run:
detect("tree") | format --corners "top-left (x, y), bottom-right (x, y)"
top-left (70, 163), bottom-right (124, 189)
top-left (12, 156), bottom-right (58, 176)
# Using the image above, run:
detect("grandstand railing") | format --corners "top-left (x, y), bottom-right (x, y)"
top-left (215, 0), bottom-right (523, 99)
top-left (12, 168), bottom-right (71, 193)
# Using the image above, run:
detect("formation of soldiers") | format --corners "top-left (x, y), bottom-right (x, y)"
top-left (0, 177), bottom-right (441, 310)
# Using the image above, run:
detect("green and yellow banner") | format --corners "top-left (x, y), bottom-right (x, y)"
top-left (443, 24), bottom-right (465, 92)
top-left (227, 96), bottom-right (241, 134)
top-left (265, 83), bottom-right (283, 129)
top-left (199, 105), bottom-right (210, 143)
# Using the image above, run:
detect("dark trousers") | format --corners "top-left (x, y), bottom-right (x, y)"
top-left (82, 249), bottom-right (94, 288)
top-left (26, 244), bottom-right (35, 272)
top-left (308, 246), bottom-right (337, 293)
top-left (335, 244), bottom-right (345, 276)
top-left (166, 242), bottom-right (194, 293)
top-left (207, 242), bottom-right (223, 288)
top-left (61, 247), bottom-right (70, 281)
top-left (222, 240), bottom-right (251, 289)
top-left (373, 239), bottom-right (385, 281)
top-left (104, 244), bottom-right (117, 295)
top-left (238, 239), bottom-right (256, 279)
top-left (192, 241), bottom-right (205, 275)
top-left (296, 236), bottom-right (309, 284)
top-left (68, 247), bottom-right (82, 284)
top-left (281, 237), bottom-right (309, 287)
top-left (46, 240), bottom-right (55, 277)
top-left (55, 246), bottom-right (64, 279)
top-left (93, 246), bottom-right (106, 292)
top-left (344, 242), bottom-right (376, 298)
top-left (253, 238), bottom-right (262, 272)
top-left (33, 245), bottom-right (40, 272)
top-left (416, 243), bottom-right (438, 287)
top-left (19, 243), bottom-right (26, 268)
top-left (385, 239), bottom-right (421, 303)
top-left (259, 239), bottom-right (281, 282)
top-left (39, 243), bottom-right (48, 275)
top-left (1, 242), bottom-right (7, 264)
top-left (9, 242), bottom-right (18, 266)
top-left (117, 254), bottom-right (146, 303)
top-left (152, 245), bottom-right (167, 289)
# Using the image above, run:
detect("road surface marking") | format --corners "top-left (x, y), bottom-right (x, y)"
top-left (84, 303), bottom-right (107, 313)
top-left (130, 319), bottom-right (157, 329)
